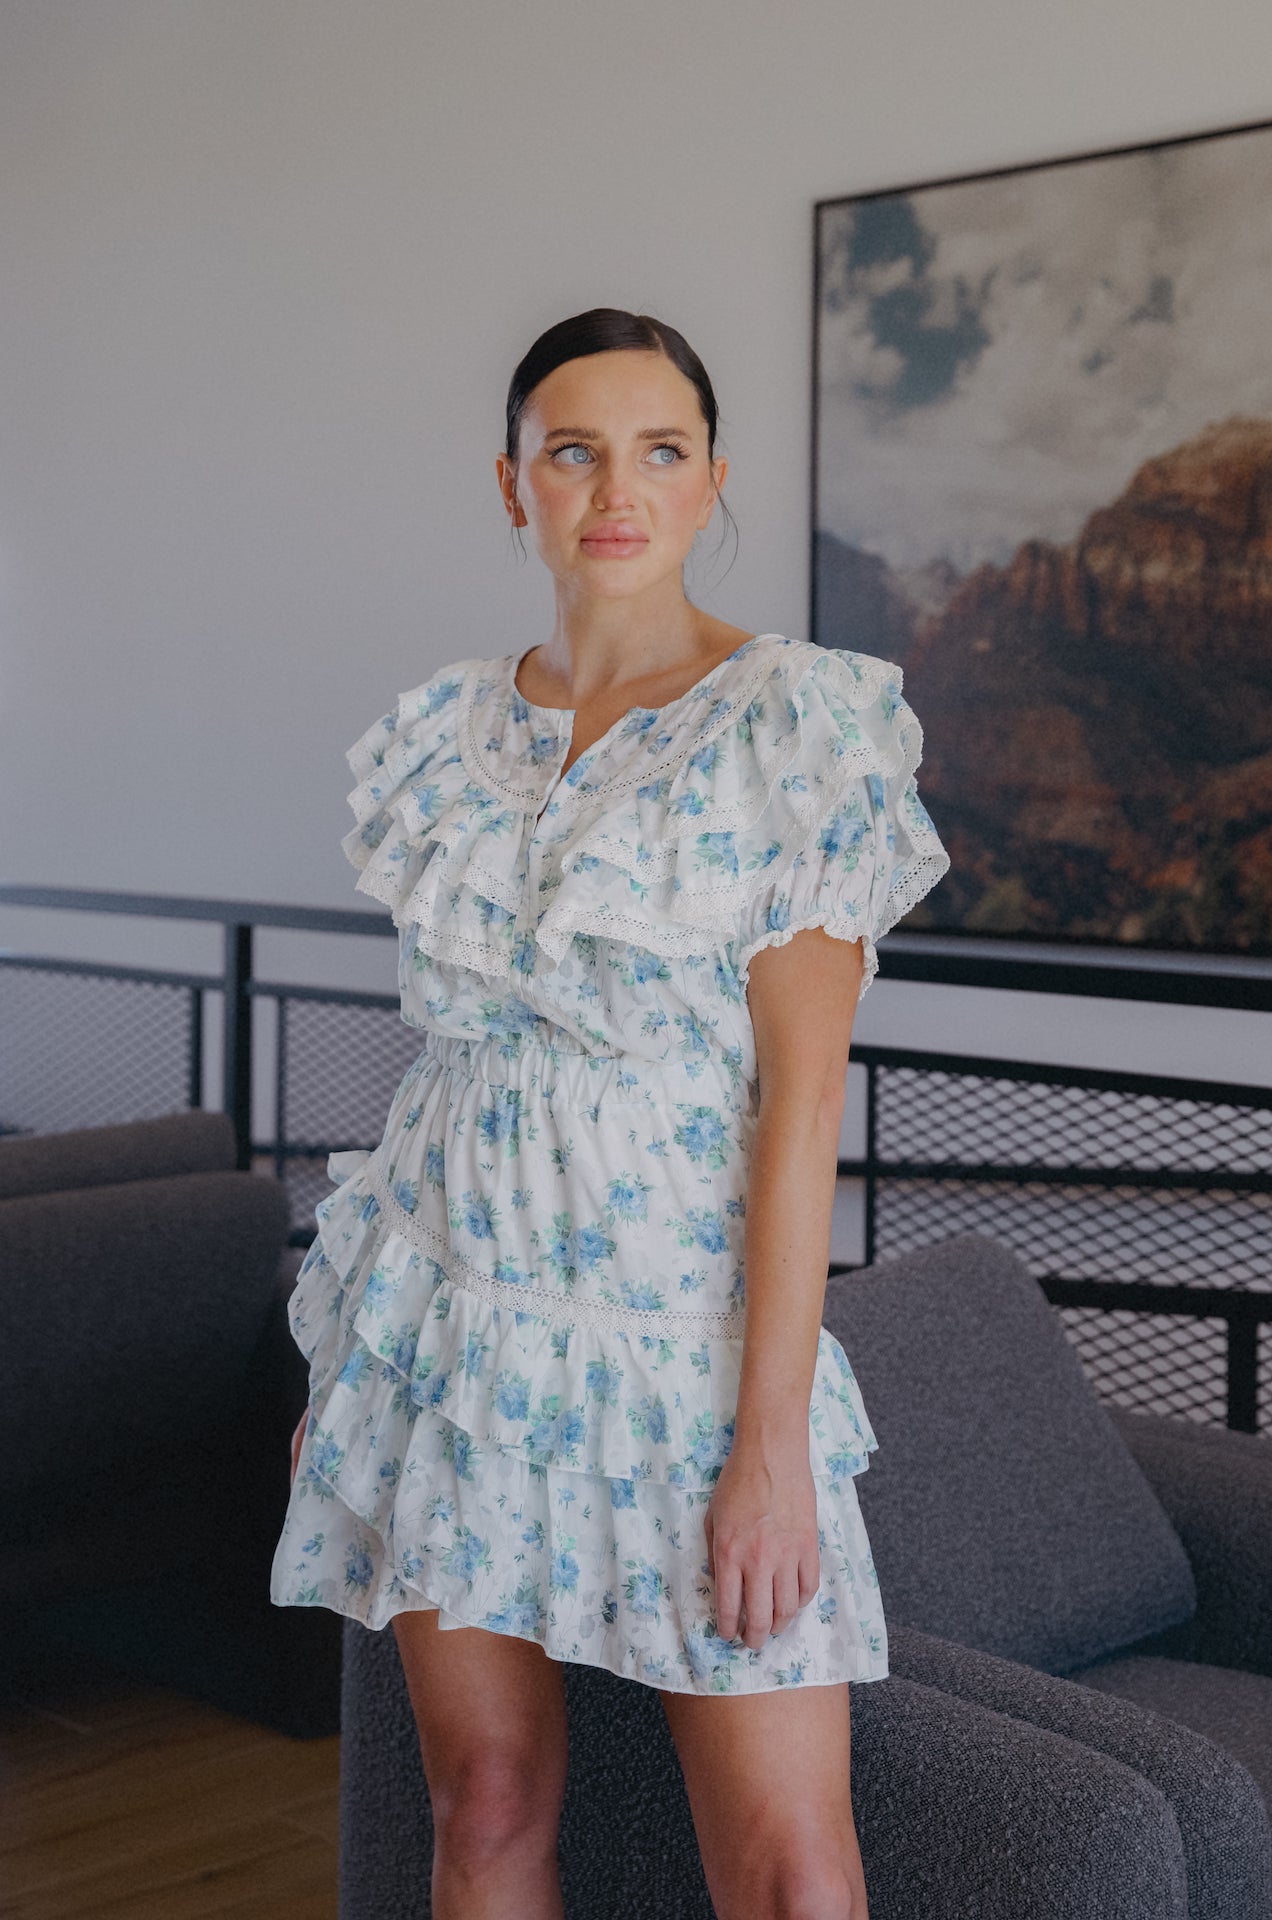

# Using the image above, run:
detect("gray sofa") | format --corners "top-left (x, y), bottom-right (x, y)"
top-left (336, 1233), bottom-right (1272, 1919)
top-left (0, 1110), bottom-right (342, 1736)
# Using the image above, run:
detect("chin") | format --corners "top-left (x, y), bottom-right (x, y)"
top-left (557, 558), bottom-right (662, 594)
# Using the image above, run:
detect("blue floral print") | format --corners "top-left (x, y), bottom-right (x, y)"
top-left (269, 633), bottom-right (950, 1693)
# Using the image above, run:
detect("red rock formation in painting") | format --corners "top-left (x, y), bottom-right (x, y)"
top-left (891, 415), bottom-right (1272, 951)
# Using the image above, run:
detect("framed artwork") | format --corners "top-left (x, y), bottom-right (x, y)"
top-left (812, 116), bottom-right (1272, 959)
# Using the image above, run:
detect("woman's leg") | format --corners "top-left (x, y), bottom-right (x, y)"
top-left (392, 1608), bottom-right (570, 1920)
top-left (658, 1680), bottom-right (868, 1920)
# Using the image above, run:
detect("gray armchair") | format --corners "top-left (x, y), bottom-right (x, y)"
top-left (0, 1110), bottom-right (341, 1736)
top-left (336, 1233), bottom-right (1272, 1919)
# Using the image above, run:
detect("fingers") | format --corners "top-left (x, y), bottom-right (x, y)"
top-left (716, 1562), bottom-right (804, 1650)
top-left (741, 1572), bottom-right (774, 1649)
top-left (712, 1542), bottom-right (820, 1649)
top-left (798, 1545), bottom-right (821, 1611)
top-left (772, 1561), bottom-right (801, 1636)
top-left (715, 1553), bottom-right (744, 1643)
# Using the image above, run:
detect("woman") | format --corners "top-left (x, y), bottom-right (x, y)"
top-left (271, 306), bottom-right (950, 1918)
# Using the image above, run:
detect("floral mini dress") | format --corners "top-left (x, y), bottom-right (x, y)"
top-left (269, 631), bottom-right (950, 1694)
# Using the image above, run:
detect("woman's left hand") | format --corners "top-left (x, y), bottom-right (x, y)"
top-left (704, 1439), bottom-right (822, 1650)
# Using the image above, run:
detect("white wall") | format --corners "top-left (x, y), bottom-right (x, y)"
top-left (2, 0), bottom-right (1270, 1083)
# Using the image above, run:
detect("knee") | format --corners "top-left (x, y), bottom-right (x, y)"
top-left (770, 1864), bottom-right (860, 1920)
top-left (430, 1750), bottom-right (563, 1867)
top-left (740, 1828), bottom-right (862, 1920)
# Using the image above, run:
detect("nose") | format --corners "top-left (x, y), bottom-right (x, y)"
top-left (592, 458), bottom-right (637, 511)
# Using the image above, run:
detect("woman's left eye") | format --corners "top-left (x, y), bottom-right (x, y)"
top-left (649, 444), bottom-right (686, 465)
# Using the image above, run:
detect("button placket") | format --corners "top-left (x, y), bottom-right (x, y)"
top-left (516, 718), bottom-right (572, 945)
top-left (532, 712), bottom-right (574, 832)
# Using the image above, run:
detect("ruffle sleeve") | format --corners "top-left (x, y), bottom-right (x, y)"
top-left (339, 658), bottom-right (541, 974)
top-left (341, 663), bottom-right (471, 901)
top-left (531, 644), bottom-right (948, 993)
top-left (727, 647), bottom-right (949, 999)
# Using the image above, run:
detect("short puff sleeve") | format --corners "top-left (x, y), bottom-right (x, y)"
top-left (338, 661), bottom-right (475, 919)
top-left (733, 648), bottom-right (949, 1000)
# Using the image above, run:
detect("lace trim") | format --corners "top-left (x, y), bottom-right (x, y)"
top-left (558, 718), bottom-right (807, 883)
top-left (363, 1148), bottom-right (747, 1341)
top-left (458, 636), bottom-right (794, 810)
top-left (464, 854), bottom-right (525, 915)
top-left (566, 728), bottom-right (920, 892)
top-left (459, 664), bottom-right (561, 810)
top-left (878, 844), bottom-right (952, 935)
top-left (545, 649), bottom-right (916, 890)
top-left (534, 898), bottom-right (734, 967)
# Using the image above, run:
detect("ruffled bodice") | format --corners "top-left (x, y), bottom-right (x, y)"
top-left (341, 632), bottom-right (949, 1076)
top-left (271, 633), bottom-right (950, 1688)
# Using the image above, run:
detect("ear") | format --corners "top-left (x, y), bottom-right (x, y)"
top-left (698, 454), bottom-right (728, 530)
top-left (495, 453), bottom-right (525, 526)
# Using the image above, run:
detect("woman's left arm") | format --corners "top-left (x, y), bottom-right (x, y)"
top-left (705, 925), bottom-right (865, 1651)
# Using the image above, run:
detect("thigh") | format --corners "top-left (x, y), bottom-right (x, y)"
top-left (658, 1681), bottom-right (857, 1895)
top-left (392, 1607), bottom-right (570, 1807)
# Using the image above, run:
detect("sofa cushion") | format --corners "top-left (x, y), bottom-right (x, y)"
top-left (821, 1232), bottom-right (1197, 1673)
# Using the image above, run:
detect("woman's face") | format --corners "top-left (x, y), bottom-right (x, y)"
top-left (497, 349), bottom-right (727, 599)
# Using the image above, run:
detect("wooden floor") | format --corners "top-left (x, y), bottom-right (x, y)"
top-left (1, 1640), bottom-right (340, 1918)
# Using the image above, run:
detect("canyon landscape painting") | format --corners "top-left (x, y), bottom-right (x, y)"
top-left (813, 118), bottom-right (1272, 958)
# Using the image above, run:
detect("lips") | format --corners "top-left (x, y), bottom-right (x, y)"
top-left (581, 523), bottom-right (648, 547)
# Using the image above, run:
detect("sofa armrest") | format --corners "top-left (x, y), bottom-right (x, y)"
top-left (0, 1109), bottom-right (237, 1200)
top-left (1108, 1406), bottom-right (1272, 1678)
top-left (1, 1170), bottom-right (290, 1510)
top-left (887, 1620), bottom-right (1272, 1920)
top-left (847, 1668), bottom-right (1189, 1918)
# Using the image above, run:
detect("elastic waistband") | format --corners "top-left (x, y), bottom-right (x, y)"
top-left (413, 1026), bottom-right (604, 1064)
top-left (404, 1025), bottom-right (742, 1102)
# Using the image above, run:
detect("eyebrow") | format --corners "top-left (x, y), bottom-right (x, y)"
top-left (541, 425), bottom-right (693, 443)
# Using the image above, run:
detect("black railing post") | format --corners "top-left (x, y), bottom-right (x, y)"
top-left (275, 992), bottom-right (288, 1183)
top-left (223, 920), bottom-right (253, 1169)
top-left (1227, 1296), bottom-right (1261, 1434)
top-left (188, 985), bottom-right (204, 1110)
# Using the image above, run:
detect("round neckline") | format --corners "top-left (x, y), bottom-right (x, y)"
top-left (459, 632), bottom-right (801, 811)
top-left (508, 631), bottom-right (782, 719)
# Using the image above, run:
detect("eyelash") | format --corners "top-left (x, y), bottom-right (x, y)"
top-left (551, 441), bottom-right (689, 465)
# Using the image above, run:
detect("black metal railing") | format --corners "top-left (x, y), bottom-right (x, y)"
top-left (3, 883), bottom-right (1270, 1436)
top-left (832, 1045), bottom-right (1272, 1434)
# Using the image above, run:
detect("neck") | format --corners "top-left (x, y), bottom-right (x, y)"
top-left (537, 580), bottom-right (711, 696)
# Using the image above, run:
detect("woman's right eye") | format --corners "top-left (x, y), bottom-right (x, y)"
top-left (552, 444), bottom-right (592, 465)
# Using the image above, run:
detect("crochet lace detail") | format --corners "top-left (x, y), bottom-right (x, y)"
top-left (458, 635), bottom-right (798, 809)
top-left (363, 1148), bottom-right (747, 1341)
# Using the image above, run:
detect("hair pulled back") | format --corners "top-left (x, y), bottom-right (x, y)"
top-left (504, 306), bottom-right (737, 572)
